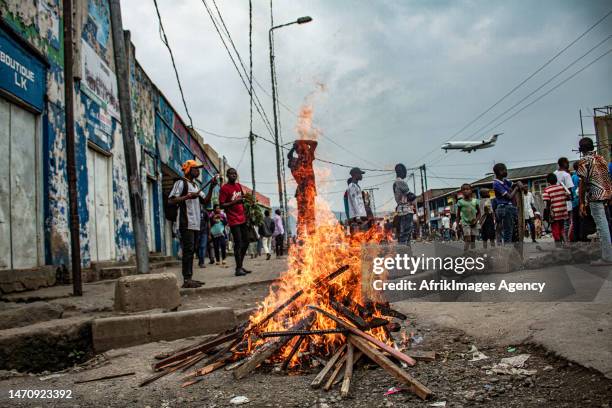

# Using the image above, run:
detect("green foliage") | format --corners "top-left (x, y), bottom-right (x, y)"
top-left (243, 193), bottom-right (264, 226)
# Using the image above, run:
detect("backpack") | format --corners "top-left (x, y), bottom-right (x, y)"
top-left (211, 220), bottom-right (225, 237)
top-left (164, 180), bottom-right (188, 222)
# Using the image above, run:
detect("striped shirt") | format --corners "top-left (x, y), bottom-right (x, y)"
top-left (542, 184), bottom-right (569, 221)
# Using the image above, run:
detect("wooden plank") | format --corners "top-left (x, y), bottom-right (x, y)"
top-left (308, 305), bottom-right (416, 366)
top-left (340, 342), bottom-right (354, 397)
top-left (183, 360), bottom-right (226, 380)
top-left (349, 335), bottom-right (432, 400)
top-left (407, 350), bottom-right (436, 362)
top-left (74, 371), bottom-right (135, 384)
top-left (323, 353), bottom-right (347, 391)
top-left (310, 344), bottom-right (346, 389)
top-left (330, 300), bottom-right (367, 329)
top-left (334, 350), bottom-right (363, 385)
top-left (153, 330), bottom-right (240, 370)
top-left (233, 314), bottom-right (314, 379)
top-left (281, 335), bottom-right (306, 371)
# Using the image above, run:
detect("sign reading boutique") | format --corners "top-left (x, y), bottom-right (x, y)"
top-left (0, 27), bottom-right (45, 112)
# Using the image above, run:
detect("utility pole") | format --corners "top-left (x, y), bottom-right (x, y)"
top-left (63, 0), bottom-right (82, 296)
top-left (579, 109), bottom-right (585, 136)
top-left (248, 0), bottom-right (255, 195)
top-left (109, 0), bottom-right (149, 274)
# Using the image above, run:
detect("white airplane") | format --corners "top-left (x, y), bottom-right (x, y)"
top-left (441, 133), bottom-right (502, 153)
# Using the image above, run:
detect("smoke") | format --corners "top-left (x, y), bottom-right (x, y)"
top-left (295, 83), bottom-right (327, 141)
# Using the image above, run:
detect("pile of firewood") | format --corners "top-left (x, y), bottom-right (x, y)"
top-left (140, 265), bottom-right (432, 400)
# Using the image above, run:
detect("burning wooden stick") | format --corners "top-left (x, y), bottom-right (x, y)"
top-left (233, 313), bottom-right (315, 379)
top-left (311, 344), bottom-right (346, 389)
top-left (340, 342), bottom-right (354, 397)
top-left (348, 335), bottom-right (432, 400)
top-left (261, 328), bottom-right (348, 337)
top-left (307, 305), bottom-right (416, 367)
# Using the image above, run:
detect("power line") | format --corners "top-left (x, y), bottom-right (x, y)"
top-left (200, 0), bottom-right (275, 138)
top-left (472, 47), bottom-right (612, 140)
top-left (412, 8), bottom-right (612, 166)
top-left (152, 0), bottom-right (194, 127)
top-left (194, 127), bottom-right (248, 140)
top-left (468, 34), bottom-right (612, 140)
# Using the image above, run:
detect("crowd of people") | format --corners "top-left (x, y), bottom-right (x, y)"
top-left (355, 137), bottom-right (612, 266)
top-left (168, 164), bottom-right (288, 288)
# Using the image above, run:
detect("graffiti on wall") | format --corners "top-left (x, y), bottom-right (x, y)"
top-left (82, 0), bottom-right (112, 65)
top-left (80, 39), bottom-right (119, 120)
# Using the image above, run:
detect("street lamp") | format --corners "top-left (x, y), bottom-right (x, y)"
top-left (269, 16), bottom-right (313, 240)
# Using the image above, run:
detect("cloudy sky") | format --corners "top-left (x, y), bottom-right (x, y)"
top-left (122, 0), bottom-right (612, 212)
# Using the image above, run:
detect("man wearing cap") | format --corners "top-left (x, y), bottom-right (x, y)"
top-left (347, 167), bottom-right (367, 231)
top-left (168, 160), bottom-right (218, 288)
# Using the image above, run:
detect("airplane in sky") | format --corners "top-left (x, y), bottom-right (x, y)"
top-left (441, 133), bottom-right (502, 153)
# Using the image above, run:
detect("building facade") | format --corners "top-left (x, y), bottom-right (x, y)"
top-left (0, 0), bottom-right (260, 293)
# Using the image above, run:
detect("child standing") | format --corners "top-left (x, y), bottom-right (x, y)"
top-left (492, 163), bottom-right (523, 244)
top-left (480, 205), bottom-right (496, 248)
top-left (542, 173), bottom-right (570, 246)
top-left (210, 205), bottom-right (228, 266)
top-left (456, 183), bottom-right (480, 251)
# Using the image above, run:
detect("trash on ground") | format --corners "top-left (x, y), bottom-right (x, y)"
top-left (501, 354), bottom-right (530, 367)
top-left (230, 396), bottom-right (250, 405)
top-left (507, 346), bottom-right (517, 353)
top-left (385, 386), bottom-right (402, 395)
top-left (429, 402), bottom-right (447, 407)
top-left (468, 345), bottom-right (489, 362)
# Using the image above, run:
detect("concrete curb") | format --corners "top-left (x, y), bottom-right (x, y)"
top-left (179, 277), bottom-right (277, 297)
top-left (92, 307), bottom-right (236, 353)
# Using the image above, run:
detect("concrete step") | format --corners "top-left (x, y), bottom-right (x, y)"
top-left (99, 260), bottom-right (180, 280)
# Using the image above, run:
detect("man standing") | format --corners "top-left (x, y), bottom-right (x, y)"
top-left (272, 209), bottom-right (285, 257)
top-left (554, 157), bottom-right (574, 242)
top-left (219, 168), bottom-right (250, 276)
top-left (168, 160), bottom-right (217, 288)
top-left (492, 163), bottom-right (523, 244)
top-left (576, 137), bottom-right (612, 266)
top-left (259, 209), bottom-right (274, 260)
top-left (441, 214), bottom-right (450, 241)
top-left (347, 167), bottom-right (367, 232)
top-left (392, 163), bottom-right (416, 245)
top-left (522, 185), bottom-right (538, 243)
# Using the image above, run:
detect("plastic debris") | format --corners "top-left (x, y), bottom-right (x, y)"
top-left (501, 354), bottom-right (530, 367)
top-left (384, 387), bottom-right (402, 395)
top-left (410, 335), bottom-right (424, 345)
top-left (468, 345), bottom-right (489, 362)
top-left (507, 346), bottom-right (517, 353)
top-left (39, 373), bottom-right (65, 381)
top-left (230, 396), bottom-right (250, 405)
top-left (487, 354), bottom-right (536, 375)
top-left (543, 365), bottom-right (554, 371)
top-left (429, 402), bottom-right (447, 407)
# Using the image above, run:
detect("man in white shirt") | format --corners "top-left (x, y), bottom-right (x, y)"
top-left (553, 157), bottom-right (574, 241)
top-left (168, 160), bottom-right (217, 288)
top-left (441, 214), bottom-right (450, 241)
top-left (347, 167), bottom-right (367, 231)
top-left (522, 185), bottom-right (537, 243)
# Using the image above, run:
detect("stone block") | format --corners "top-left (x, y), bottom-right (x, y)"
top-left (113, 272), bottom-right (180, 313)
top-left (0, 302), bottom-right (64, 330)
top-left (92, 314), bottom-right (150, 353)
top-left (0, 266), bottom-right (57, 294)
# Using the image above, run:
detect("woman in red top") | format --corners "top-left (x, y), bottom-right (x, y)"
top-left (219, 168), bottom-right (250, 276)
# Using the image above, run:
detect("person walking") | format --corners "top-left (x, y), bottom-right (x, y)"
top-left (456, 183), bottom-right (480, 251)
top-left (210, 205), bottom-right (228, 266)
top-left (554, 157), bottom-right (574, 242)
top-left (392, 164), bottom-right (416, 246)
top-left (543, 173), bottom-right (570, 247)
top-left (272, 209), bottom-right (285, 257)
top-left (260, 209), bottom-right (274, 260)
top-left (570, 161), bottom-right (585, 242)
top-left (492, 163), bottom-right (523, 244)
top-left (576, 137), bottom-right (612, 266)
top-left (219, 168), bottom-right (250, 276)
top-left (196, 202), bottom-right (211, 268)
top-left (522, 185), bottom-right (538, 243)
top-left (168, 160), bottom-right (217, 288)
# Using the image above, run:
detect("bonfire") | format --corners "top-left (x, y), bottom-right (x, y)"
top-left (141, 104), bottom-right (432, 400)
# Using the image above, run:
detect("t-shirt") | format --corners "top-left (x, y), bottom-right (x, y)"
top-left (577, 153), bottom-right (612, 202)
top-left (393, 178), bottom-right (415, 215)
top-left (457, 197), bottom-right (479, 225)
top-left (219, 183), bottom-right (246, 227)
top-left (554, 170), bottom-right (574, 211)
top-left (169, 179), bottom-right (207, 231)
top-left (441, 216), bottom-right (450, 229)
top-left (571, 173), bottom-right (580, 209)
top-left (493, 178), bottom-right (513, 205)
top-left (347, 182), bottom-right (367, 219)
top-left (523, 191), bottom-right (535, 219)
top-left (543, 184), bottom-right (569, 221)
top-left (272, 214), bottom-right (284, 237)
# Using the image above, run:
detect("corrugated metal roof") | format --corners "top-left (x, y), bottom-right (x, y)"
top-left (471, 160), bottom-right (577, 186)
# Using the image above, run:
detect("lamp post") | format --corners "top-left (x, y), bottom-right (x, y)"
top-left (269, 16), bottom-right (312, 240)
